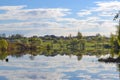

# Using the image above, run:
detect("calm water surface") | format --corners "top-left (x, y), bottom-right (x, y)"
top-left (0, 54), bottom-right (119, 80)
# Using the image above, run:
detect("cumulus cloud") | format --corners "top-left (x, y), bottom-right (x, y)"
top-left (76, 0), bottom-right (120, 36)
top-left (77, 1), bottom-right (120, 17)
top-left (0, 1), bottom-right (119, 36)
top-left (0, 5), bottom-right (70, 20)
top-left (94, 1), bottom-right (120, 11)
top-left (0, 5), bottom-right (26, 11)
top-left (77, 10), bottom-right (91, 17)
top-left (93, 1), bottom-right (120, 17)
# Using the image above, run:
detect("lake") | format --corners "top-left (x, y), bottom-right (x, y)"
top-left (0, 52), bottom-right (119, 80)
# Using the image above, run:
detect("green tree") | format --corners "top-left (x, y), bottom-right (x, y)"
top-left (0, 39), bottom-right (8, 51)
top-left (59, 39), bottom-right (64, 48)
top-left (110, 33), bottom-right (115, 47)
top-left (95, 33), bottom-right (102, 49)
top-left (69, 38), bottom-right (79, 50)
top-left (29, 37), bottom-right (43, 49)
top-left (79, 39), bottom-right (86, 50)
top-left (112, 11), bottom-right (120, 49)
top-left (46, 43), bottom-right (52, 50)
top-left (116, 25), bottom-right (120, 46)
top-left (69, 34), bottom-right (72, 39)
top-left (77, 31), bottom-right (82, 39)
top-left (76, 32), bottom-right (86, 50)
top-left (101, 36), bottom-right (105, 50)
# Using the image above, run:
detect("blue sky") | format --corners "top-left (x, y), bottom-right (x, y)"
top-left (0, 0), bottom-right (120, 37)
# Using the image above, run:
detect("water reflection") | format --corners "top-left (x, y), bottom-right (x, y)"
top-left (0, 51), bottom-right (8, 61)
top-left (0, 49), bottom-right (86, 61)
top-left (116, 64), bottom-right (120, 78)
top-left (98, 49), bottom-right (120, 63)
top-left (0, 48), bottom-right (120, 64)
top-left (0, 49), bottom-right (120, 80)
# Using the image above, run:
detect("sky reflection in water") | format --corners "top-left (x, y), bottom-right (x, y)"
top-left (0, 55), bottom-right (119, 80)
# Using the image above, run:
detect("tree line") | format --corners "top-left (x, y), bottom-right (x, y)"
top-left (0, 31), bottom-right (110, 52)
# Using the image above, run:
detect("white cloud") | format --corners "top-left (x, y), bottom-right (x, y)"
top-left (0, 6), bottom-right (70, 20)
top-left (0, 5), bottom-right (26, 11)
top-left (93, 1), bottom-right (120, 17)
top-left (94, 1), bottom-right (120, 11)
top-left (0, 0), bottom-right (119, 37)
top-left (75, 0), bottom-right (120, 36)
top-left (77, 10), bottom-right (91, 17)
top-left (0, 17), bottom-right (116, 37)
top-left (77, 1), bottom-right (120, 17)
top-left (86, 17), bottom-right (100, 22)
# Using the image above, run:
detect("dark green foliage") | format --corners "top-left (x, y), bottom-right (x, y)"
top-left (0, 39), bottom-right (8, 51)
top-left (116, 25), bottom-right (120, 46)
top-left (69, 38), bottom-right (79, 49)
top-left (0, 31), bottom-right (110, 53)
top-left (77, 32), bottom-right (82, 39)
top-left (111, 11), bottom-right (120, 50)
top-left (0, 51), bottom-right (8, 60)
top-left (46, 44), bottom-right (51, 50)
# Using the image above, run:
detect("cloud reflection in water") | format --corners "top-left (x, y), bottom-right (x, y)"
top-left (0, 55), bottom-right (119, 80)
